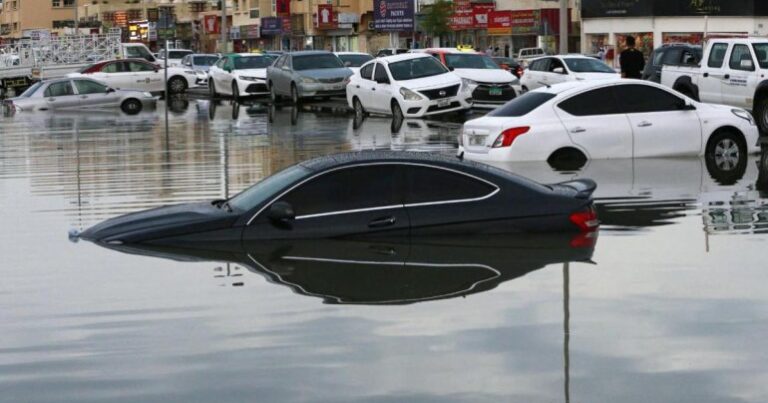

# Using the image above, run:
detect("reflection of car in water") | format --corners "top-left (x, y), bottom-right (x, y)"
top-left (202, 99), bottom-right (271, 136)
top-left (348, 115), bottom-right (460, 152)
top-left (5, 108), bottom-right (160, 133)
top-left (94, 234), bottom-right (597, 305)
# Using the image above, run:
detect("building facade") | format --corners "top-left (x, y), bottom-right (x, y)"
top-left (1, 0), bottom-right (79, 39)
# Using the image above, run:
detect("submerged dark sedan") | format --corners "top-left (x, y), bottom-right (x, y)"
top-left (79, 151), bottom-right (598, 245)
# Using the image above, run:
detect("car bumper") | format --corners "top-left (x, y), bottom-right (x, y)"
top-left (236, 78), bottom-right (269, 97)
top-left (402, 95), bottom-right (473, 118)
top-left (195, 73), bottom-right (208, 86)
top-left (298, 82), bottom-right (347, 98)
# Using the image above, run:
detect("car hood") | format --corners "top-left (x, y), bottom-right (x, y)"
top-left (79, 201), bottom-right (238, 244)
top-left (398, 72), bottom-right (461, 91)
top-left (452, 68), bottom-right (517, 84)
top-left (296, 68), bottom-right (353, 79)
top-left (234, 68), bottom-right (267, 79)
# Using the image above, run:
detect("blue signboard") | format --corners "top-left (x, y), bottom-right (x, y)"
top-left (373, 0), bottom-right (414, 32)
top-left (261, 17), bottom-right (282, 35)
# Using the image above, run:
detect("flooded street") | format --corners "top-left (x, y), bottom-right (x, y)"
top-left (2, 99), bottom-right (768, 402)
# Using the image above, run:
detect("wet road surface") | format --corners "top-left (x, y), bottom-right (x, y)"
top-left (1, 99), bottom-right (768, 402)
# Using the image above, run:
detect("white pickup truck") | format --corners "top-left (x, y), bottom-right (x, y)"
top-left (662, 38), bottom-right (768, 133)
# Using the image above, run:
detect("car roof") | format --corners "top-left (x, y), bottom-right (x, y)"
top-left (423, 48), bottom-right (472, 54)
top-left (378, 53), bottom-right (432, 63)
top-left (335, 52), bottom-right (371, 56)
top-left (532, 78), bottom-right (657, 96)
top-left (290, 50), bottom-right (334, 56)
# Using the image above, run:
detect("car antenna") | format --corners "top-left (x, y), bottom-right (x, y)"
top-left (537, 81), bottom-right (551, 89)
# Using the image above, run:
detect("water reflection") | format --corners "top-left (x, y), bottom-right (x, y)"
top-left (97, 233), bottom-right (596, 305)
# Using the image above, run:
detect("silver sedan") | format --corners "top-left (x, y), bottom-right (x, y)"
top-left (2, 77), bottom-right (157, 115)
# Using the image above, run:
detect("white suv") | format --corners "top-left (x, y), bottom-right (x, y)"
top-left (347, 53), bottom-right (472, 119)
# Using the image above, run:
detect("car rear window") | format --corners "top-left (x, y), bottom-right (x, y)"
top-left (487, 92), bottom-right (557, 117)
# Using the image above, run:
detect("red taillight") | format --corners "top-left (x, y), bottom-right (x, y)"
top-left (492, 126), bottom-right (530, 148)
top-left (516, 67), bottom-right (523, 77)
top-left (569, 205), bottom-right (599, 232)
top-left (569, 231), bottom-right (598, 248)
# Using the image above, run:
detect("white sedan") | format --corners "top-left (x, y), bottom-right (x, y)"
top-left (347, 53), bottom-right (472, 119)
top-left (68, 59), bottom-right (198, 94)
top-left (459, 80), bottom-right (760, 164)
top-left (335, 52), bottom-right (374, 75)
top-left (521, 55), bottom-right (618, 92)
top-left (208, 53), bottom-right (275, 99)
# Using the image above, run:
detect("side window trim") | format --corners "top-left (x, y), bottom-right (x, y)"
top-left (245, 163), bottom-right (500, 225)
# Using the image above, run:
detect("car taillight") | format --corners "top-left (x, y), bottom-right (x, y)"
top-left (569, 231), bottom-right (598, 248)
top-left (569, 205), bottom-right (599, 232)
top-left (492, 126), bottom-right (530, 148)
top-left (516, 67), bottom-right (524, 77)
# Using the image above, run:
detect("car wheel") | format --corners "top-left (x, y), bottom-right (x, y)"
top-left (232, 81), bottom-right (240, 101)
top-left (353, 96), bottom-right (366, 118)
top-left (756, 97), bottom-right (768, 134)
top-left (168, 76), bottom-right (187, 94)
top-left (121, 98), bottom-right (142, 115)
top-left (290, 84), bottom-right (300, 104)
top-left (391, 100), bottom-right (403, 120)
top-left (209, 81), bottom-right (218, 98)
top-left (705, 130), bottom-right (747, 181)
top-left (269, 82), bottom-right (280, 102)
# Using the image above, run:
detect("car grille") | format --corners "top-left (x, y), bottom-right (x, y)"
top-left (318, 77), bottom-right (345, 84)
top-left (419, 84), bottom-right (460, 100)
top-left (472, 84), bottom-right (516, 103)
top-left (246, 83), bottom-right (269, 93)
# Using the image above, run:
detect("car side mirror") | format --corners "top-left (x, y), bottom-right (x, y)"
top-left (678, 99), bottom-right (696, 110)
top-left (553, 67), bottom-right (565, 74)
top-left (106, 87), bottom-right (115, 93)
top-left (448, 66), bottom-right (455, 71)
top-left (267, 201), bottom-right (295, 224)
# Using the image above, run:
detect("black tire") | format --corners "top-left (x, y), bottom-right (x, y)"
top-left (353, 96), bottom-right (366, 118)
top-left (755, 97), bottom-right (768, 134)
top-left (121, 98), bottom-right (142, 115)
top-left (168, 76), bottom-right (187, 94)
top-left (290, 83), bottom-right (300, 104)
top-left (209, 81), bottom-right (218, 98)
top-left (705, 130), bottom-right (747, 184)
top-left (391, 100), bottom-right (403, 120)
top-left (547, 148), bottom-right (587, 171)
top-left (232, 81), bottom-right (240, 101)
top-left (269, 82), bottom-right (280, 102)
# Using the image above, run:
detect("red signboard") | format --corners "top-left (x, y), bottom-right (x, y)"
top-left (449, 0), bottom-right (473, 30)
top-left (204, 15), bottom-right (220, 34)
top-left (114, 11), bottom-right (128, 28)
top-left (488, 10), bottom-right (512, 35)
top-left (317, 5), bottom-right (335, 30)
top-left (471, 4), bottom-right (495, 28)
top-left (276, 0), bottom-right (290, 18)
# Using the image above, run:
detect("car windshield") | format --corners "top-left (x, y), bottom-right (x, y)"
top-left (563, 58), bottom-right (615, 73)
top-left (488, 92), bottom-right (557, 117)
top-left (293, 54), bottom-right (344, 70)
top-left (234, 56), bottom-right (274, 69)
top-left (228, 165), bottom-right (311, 211)
top-left (338, 54), bottom-right (373, 67)
top-left (493, 57), bottom-right (514, 65)
top-left (193, 56), bottom-right (219, 66)
top-left (752, 43), bottom-right (768, 68)
top-left (169, 51), bottom-right (192, 59)
top-left (388, 57), bottom-right (448, 81)
top-left (444, 54), bottom-right (500, 70)
top-left (19, 81), bottom-right (44, 97)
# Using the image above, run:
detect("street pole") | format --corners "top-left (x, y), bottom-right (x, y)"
top-left (559, 0), bottom-right (568, 54)
top-left (74, 0), bottom-right (79, 33)
top-left (220, 0), bottom-right (228, 52)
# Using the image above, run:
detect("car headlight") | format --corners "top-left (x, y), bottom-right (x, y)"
top-left (239, 76), bottom-right (262, 81)
top-left (461, 78), bottom-right (476, 91)
top-left (299, 76), bottom-right (318, 84)
top-left (143, 92), bottom-right (153, 98)
top-left (732, 108), bottom-right (756, 125)
top-left (399, 87), bottom-right (422, 101)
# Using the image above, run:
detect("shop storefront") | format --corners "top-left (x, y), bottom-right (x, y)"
top-left (261, 17), bottom-right (290, 51)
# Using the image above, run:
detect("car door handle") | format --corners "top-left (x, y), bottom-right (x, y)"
top-left (48, 98), bottom-right (55, 102)
top-left (724, 74), bottom-right (730, 79)
top-left (703, 72), bottom-right (709, 78)
top-left (570, 127), bottom-right (586, 133)
top-left (80, 95), bottom-right (88, 99)
top-left (637, 121), bottom-right (653, 127)
top-left (371, 88), bottom-right (376, 91)
top-left (355, 85), bottom-right (360, 88)
top-left (368, 216), bottom-right (396, 228)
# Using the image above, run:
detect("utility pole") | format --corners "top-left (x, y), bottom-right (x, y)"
top-left (559, 0), bottom-right (568, 54)
top-left (220, 0), bottom-right (228, 52)
top-left (74, 0), bottom-right (79, 33)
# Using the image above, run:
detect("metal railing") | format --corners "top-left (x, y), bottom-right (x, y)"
top-left (0, 29), bottom-right (122, 69)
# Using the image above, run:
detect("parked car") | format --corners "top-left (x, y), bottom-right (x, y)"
top-left (492, 56), bottom-right (524, 78)
top-left (520, 55), bottom-right (618, 92)
top-left (642, 43), bottom-right (702, 83)
top-left (661, 38), bottom-right (768, 133)
top-left (346, 53), bottom-right (472, 119)
top-left (335, 51), bottom-right (374, 74)
top-left (67, 59), bottom-right (198, 94)
top-left (157, 48), bottom-right (193, 67)
top-left (208, 53), bottom-right (275, 99)
top-left (2, 77), bottom-right (156, 115)
top-left (516, 47), bottom-right (546, 66)
top-left (77, 151), bottom-right (599, 245)
top-left (180, 53), bottom-right (222, 85)
top-left (267, 51), bottom-right (352, 103)
top-left (458, 79), bottom-right (760, 163)
top-left (376, 48), bottom-right (409, 57)
top-left (423, 48), bottom-right (521, 108)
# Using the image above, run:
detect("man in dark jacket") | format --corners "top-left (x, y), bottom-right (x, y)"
top-left (620, 35), bottom-right (645, 79)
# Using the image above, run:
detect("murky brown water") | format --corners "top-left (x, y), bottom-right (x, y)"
top-left (1, 99), bottom-right (767, 402)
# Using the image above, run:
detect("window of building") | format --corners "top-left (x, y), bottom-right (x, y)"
top-left (249, 7), bottom-right (260, 19)
top-left (271, 0), bottom-right (276, 13)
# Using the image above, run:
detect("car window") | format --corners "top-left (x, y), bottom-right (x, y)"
top-left (169, 51), bottom-right (192, 59)
top-left (388, 57), bottom-right (448, 80)
top-left (444, 54), bottom-right (500, 70)
top-left (488, 92), bottom-right (557, 117)
top-left (215, 58), bottom-right (227, 68)
top-left (74, 79), bottom-right (108, 94)
top-left (278, 165), bottom-right (402, 216)
top-left (547, 58), bottom-right (565, 72)
top-left (707, 43), bottom-right (728, 68)
top-left (558, 86), bottom-right (621, 116)
top-left (193, 56), bottom-right (219, 66)
top-left (20, 81), bottom-right (44, 97)
top-left (729, 44), bottom-right (755, 71)
top-left (102, 62), bottom-right (125, 73)
top-left (396, 49), bottom-right (408, 54)
top-left (44, 81), bottom-right (75, 97)
top-left (338, 54), bottom-right (373, 67)
top-left (752, 43), bottom-right (768, 68)
top-left (126, 45), bottom-right (154, 61)
top-left (405, 166), bottom-right (495, 205)
top-left (272, 55), bottom-right (284, 68)
top-left (234, 56), bottom-right (273, 69)
top-left (563, 58), bottom-right (615, 73)
top-left (229, 165), bottom-right (311, 212)
top-left (293, 54), bottom-right (344, 70)
top-left (651, 49), bottom-right (665, 67)
top-left (614, 84), bottom-right (683, 113)
top-left (128, 61), bottom-right (155, 72)
top-left (660, 48), bottom-right (681, 66)
top-left (373, 63), bottom-right (389, 82)
top-left (360, 63), bottom-right (374, 80)
top-left (530, 59), bottom-right (549, 71)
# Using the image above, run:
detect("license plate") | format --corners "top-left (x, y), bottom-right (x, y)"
top-left (333, 84), bottom-right (344, 90)
top-left (469, 135), bottom-right (487, 146)
top-left (437, 100), bottom-right (450, 108)
top-left (489, 87), bottom-right (503, 96)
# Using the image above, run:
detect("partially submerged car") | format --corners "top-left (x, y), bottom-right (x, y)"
top-left (79, 151), bottom-right (599, 245)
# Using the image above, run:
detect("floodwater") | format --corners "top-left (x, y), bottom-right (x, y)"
top-left (1, 99), bottom-right (768, 403)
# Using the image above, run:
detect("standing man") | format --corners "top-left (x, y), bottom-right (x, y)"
top-left (619, 36), bottom-right (645, 79)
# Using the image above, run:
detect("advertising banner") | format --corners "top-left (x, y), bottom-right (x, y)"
top-left (261, 17), bottom-right (282, 35)
top-left (373, 0), bottom-right (414, 32)
top-left (242, 24), bottom-right (261, 39)
top-left (449, 0), bottom-right (473, 30)
top-left (281, 16), bottom-right (292, 34)
top-left (317, 5), bottom-right (336, 30)
top-left (471, 4), bottom-right (495, 29)
top-left (510, 10), bottom-right (539, 35)
top-left (276, 0), bottom-right (290, 17)
top-left (487, 10), bottom-right (512, 36)
top-left (204, 15), bottom-right (220, 34)
top-left (582, 0), bottom-right (768, 18)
